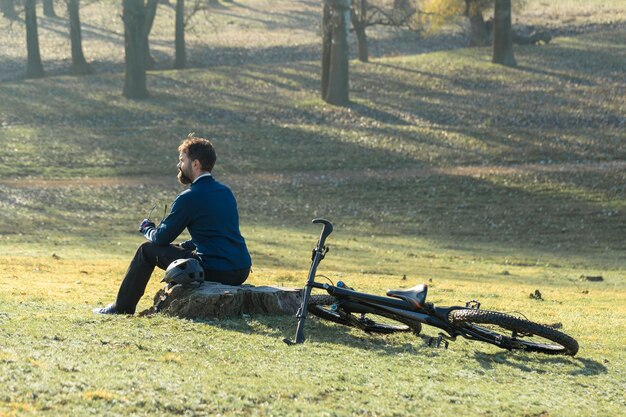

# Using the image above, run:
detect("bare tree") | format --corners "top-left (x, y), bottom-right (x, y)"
top-left (1, 0), bottom-right (18, 20)
top-left (141, 0), bottom-right (159, 69)
top-left (349, 0), bottom-right (416, 63)
top-left (67, 0), bottom-right (92, 74)
top-left (174, 0), bottom-right (185, 68)
top-left (465, 0), bottom-right (491, 46)
top-left (43, 0), bottom-right (57, 17)
top-left (25, 0), bottom-right (45, 78)
top-left (123, 0), bottom-right (148, 98)
top-left (324, 0), bottom-right (350, 105)
top-left (321, 0), bottom-right (332, 98)
top-left (172, 0), bottom-right (209, 69)
top-left (492, 0), bottom-right (516, 66)
top-left (350, 0), bottom-right (368, 62)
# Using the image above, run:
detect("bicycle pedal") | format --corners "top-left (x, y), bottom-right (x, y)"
top-left (428, 334), bottom-right (449, 349)
top-left (465, 300), bottom-right (481, 309)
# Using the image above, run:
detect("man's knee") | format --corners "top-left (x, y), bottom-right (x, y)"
top-left (135, 241), bottom-right (160, 264)
top-left (135, 241), bottom-right (188, 270)
top-left (137, 241), bottom-right (154, 252)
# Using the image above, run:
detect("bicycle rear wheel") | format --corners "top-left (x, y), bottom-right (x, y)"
top-left (308, 295), bottom-right (421, 334)
top-left (449, 309), bottom-right (578, 356)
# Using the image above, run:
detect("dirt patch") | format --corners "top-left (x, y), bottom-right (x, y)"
top-left (0, 175), bottom-right (176, 188)
top-left (2, 161), bottom-right (623, 189)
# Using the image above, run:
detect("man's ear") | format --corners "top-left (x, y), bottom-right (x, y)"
top-left (192, 159), bottom-right (201, 171)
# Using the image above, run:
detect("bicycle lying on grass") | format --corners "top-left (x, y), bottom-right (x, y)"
top-left (285, 219), bottom-right (579, 356)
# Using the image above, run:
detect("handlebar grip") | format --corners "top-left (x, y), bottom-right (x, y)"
top-left (312, 218), bottom-right (333, 247)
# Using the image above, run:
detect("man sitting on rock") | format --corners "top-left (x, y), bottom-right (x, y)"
top-left (94, 136), bottom-right (252, 315)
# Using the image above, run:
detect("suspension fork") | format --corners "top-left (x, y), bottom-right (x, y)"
top-left (285, 219), bottom-right (333, 345)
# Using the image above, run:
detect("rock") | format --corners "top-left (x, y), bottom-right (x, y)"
top-left (141, 282), bottom-right (302, 319)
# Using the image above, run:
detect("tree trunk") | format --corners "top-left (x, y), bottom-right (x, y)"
top-left (142, 0), bottom-right (158, 70)
top-left (324, 0), bottom-right (350, 105)
top-left (492, 0), bottom-right (516, 66)
top-left (353, 25), bottom-right (368, 63)
top-left (123, 0), bottom-right (148, 99)
top-left (25, 0), bottom-right (45, 78)
top-left (393, 0), bottom-right (410, 12)
top-left (143, 282), bottom-right (302, 319)
top-left (1, 0), bottom-right (18, 20)
top-left (469, 13), bottom-right (489, 46)
top-left (43, 0), bottom-right (56, 17)
top-left (320, 0), bottom-right (332, 100)
top-left (350, 0), bottom-right (368, 63)
top-left (466, 0), bottom-right (489, 47)
top-left (174, 0), bottom-right (186, 69)
top-left (68, 0), bottom-right (92, 75)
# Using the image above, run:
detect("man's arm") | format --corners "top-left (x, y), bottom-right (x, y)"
top-left (140, 193), bottom-right (192, 245)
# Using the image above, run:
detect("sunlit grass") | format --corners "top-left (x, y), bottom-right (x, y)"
top-left (0, 245), bottom-right (624, 416)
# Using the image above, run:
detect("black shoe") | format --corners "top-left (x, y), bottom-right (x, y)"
top-left (93, 303), bottom-right (121, 315)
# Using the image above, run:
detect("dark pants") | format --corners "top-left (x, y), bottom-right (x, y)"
top-left (114, 242), bottom-right (250, 314)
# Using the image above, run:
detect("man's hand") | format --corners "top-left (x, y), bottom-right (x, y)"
top-left (139, 219), bottom-right (156, 234)
top-left (180, 240), bottom-right (196, 250)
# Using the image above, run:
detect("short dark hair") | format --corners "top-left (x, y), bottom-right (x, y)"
top-left (178, 136), bottom-right (217, 172)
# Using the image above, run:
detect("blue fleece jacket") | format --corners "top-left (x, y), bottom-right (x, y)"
top-left (142, 176), bottom-right (251, 271)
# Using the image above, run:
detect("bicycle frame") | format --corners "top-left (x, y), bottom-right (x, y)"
top-left (315, 283), bottom-right (460, 336)
top-left (285, 219), bottom-right (507, 347)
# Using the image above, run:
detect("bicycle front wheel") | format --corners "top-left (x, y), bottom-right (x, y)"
top-left (308, 295), bottom-right (421, 334)
top-left (449, 309), bottom-right (579, 356)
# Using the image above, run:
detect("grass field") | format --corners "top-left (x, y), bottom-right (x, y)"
top-left (1, 1), bottom-right (625, 416)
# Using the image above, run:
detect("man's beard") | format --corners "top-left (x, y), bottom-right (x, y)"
top-left (177, 169), bottom-right (192, 185)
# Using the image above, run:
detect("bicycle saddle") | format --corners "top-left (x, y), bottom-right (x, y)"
top-left (387, 284), bottom-right (428, 310)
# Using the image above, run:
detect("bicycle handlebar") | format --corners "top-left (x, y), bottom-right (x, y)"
top-left (312, 218), bottom-right (333, 249)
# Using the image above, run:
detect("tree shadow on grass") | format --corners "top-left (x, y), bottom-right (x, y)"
top-left (347, 100), bottom-right (411, 126)
top-left (196, 314), bottom-right (447, 356)
top-left (210, 0), bottom-right (320, 32)
top-left (515, 65), bottom-right (594, 86)
top-left (473, 351), bottom-right (608, 376)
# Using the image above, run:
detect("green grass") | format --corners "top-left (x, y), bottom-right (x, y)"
top-left (1, 4), bottom-right (626, 415)
top-left (1, 256), bottom-right (624, 416)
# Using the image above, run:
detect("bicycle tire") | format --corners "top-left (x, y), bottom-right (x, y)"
top-left (449, 309), bottom-right (579, 356)
top-left (307, 295), bottom-right (421, 334)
